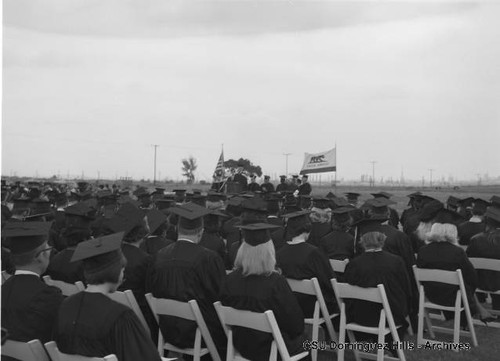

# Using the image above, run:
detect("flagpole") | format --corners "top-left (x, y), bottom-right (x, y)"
top-left (334, 141), bottom-right (337, 195)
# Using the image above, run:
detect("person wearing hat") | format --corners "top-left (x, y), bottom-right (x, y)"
top-left (308, 197), bottom-right (333, 247)
top-left (146, 202), bottom-right (226, 356)
top-left (247, 174), bottom-right (260, 193)
top-left (343, 231), bottom-right (412, 350)
top-left (457, 198), bottom-right (489, 246)
top-left (319, 206), bottom-right (356, 262)
top-left (277, 211), bottom-right (337, 319)
top-left (260, 175), bottom-right (275, 193)
top-left (199, 211), bottom-right (229, 262)
top-left (276, 175), bottom-right (288, 193)
top-left (345, 192), bottom-right (361, 207)
top-left (371, 192), bottom-right (399, 228)
top-left (231, 163), bottom-right (248, 192)
top-left (297, 175), bottom-right (312, 196)
top-left (140, 209), bottom-right (173, 256)
top-left (219, 223), bottom-right (309, 361)
top-left (1, 222), bottom-right (64, 343)
top-left (466, 205), bottom-right (500, 313)
top-left (53, 232), bottom-right (161, 361)
top-left (45, 227), bottom-right (92, 284)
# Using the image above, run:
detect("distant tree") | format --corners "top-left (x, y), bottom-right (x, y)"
top-left (224, 158), bottom-right (262, 177)
top-left (181, 156), bottom-right (198, 184)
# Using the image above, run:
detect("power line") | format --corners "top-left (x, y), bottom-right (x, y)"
top-left (370, 161), bottom-right (377, 187)
top-left (283, 153), bottom-right (292, 176)
top-left (152, 144), bottom-right (159, 185)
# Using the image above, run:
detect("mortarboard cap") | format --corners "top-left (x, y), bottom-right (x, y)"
top-left (485, 206), bottom-right (500, 223)
top-left (446, 196), bottom-right (461, 207)
top-left (241, 197), bottom-right (268, 213)
top-left (169, 202), bottom-right (210, 230)
top-left (419, 200), bottom-right (444, 222)
top-left (457, 197), bottom-right (475, 208)
top-left (279, 175), bottom-right (286, 179)
top-left (146, 209), bottom-right (168, 234)
top-left (264, 175), bottom-right (270, 180)
top-left (64, 202), bottom-right (96, 219)
top-left (371, 192), bottom-right (392, 199)
top-left (489, 195), bottom-right (500, 208)
top-left (71, 232), bottom-right (124, 277)
top-left (472, 198), bottom-right (490, 214)
top-left (326, 192), bottom-right (336, 199)
top-left (407, 191), bottom-right (423, 198)
top-left (3, 221), bottom-right (53, 254)
top-left (107, 203), bottom-right (145, 233)
top-left (345, 192), bottom-right (361, 201)
top-left (237, 222), bottom-right (280, 246)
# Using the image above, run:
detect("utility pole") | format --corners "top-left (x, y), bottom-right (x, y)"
top-left (428, 169), bottom-right (434, 188)
top-left (283, 153), bottom-right (291, 176)
top-left (152, 144), bottom-right (159, 185)
top-left (370, 161), bottom-right (377, 187)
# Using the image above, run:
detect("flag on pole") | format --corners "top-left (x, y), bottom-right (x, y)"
top-left (299, 147), bottom-right (336, 175)
top-left (212, 149), bottom-right (225, 182)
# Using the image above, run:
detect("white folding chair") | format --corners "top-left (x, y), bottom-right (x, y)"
top-left (145, 293), bottom-right (221, 361)
top-left (412, 266), bottom-right (478, 349)
top-left (331, 279), bottom-right (406, 361)
top-left (2, 270), bottom-right (12, 284)
top-left (329, 259), bottom-right (349, 274)
top-left (2, 339), bottom-right (49, 361)
top-left (42, 275), bottom-right (85, 296)
top-left (469, 257), bottom-right (500, 318)
top-left (107, 289), bottom-right (150, 336)
top-left (286, 277), bottom-right (337, 361)
top-left (213, 301), bottom-right (309, 361)
top-left (44, 341), bottom-right (117, 361)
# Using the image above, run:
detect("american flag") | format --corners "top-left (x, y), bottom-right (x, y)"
top-left (212, 150), bottom-right (225, 182)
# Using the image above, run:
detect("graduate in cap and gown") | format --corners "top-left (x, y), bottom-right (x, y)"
top-left (260, 175), bottom-right (275, 193)
top-left (53, 232), bottom-right (161, 361)
top-left (220, 223), bottom-right (310, 361)
top-left (319, 206), bottom-right (356, 261)
top-left (1, 222), bottom-right (64, 343)
top-left (276, 210), bottom-right (338, 318)
top-left (146, 202), bottom-right (227, 356)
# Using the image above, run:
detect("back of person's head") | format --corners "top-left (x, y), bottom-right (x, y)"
top-left (360, 231), bottom-right (386, 251)
top-left (177, 218), bottom-right (204, 241)
top-left (234, 240), bottom-right (276, 276)
top-left (10, 241), bottom-right (50, 270)
top-left (285, 213), bottom-right (312, 240)
top-left (123, 223), bottom-right (149, 244)
top-left (426, 223), bottom-right (458, 245)
top-left (83, 250), bottom-right (127, 286)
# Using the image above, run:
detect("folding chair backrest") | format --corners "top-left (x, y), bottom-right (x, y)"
top-left (286, 278), bottom-right (316, 296)
top-left (213, 301), bottom-right (295, 360)
top-left (412, 266), bottom-right (461, 286)
top-left (2, 270), bottom-right (12, 284)
top-left (332, 280), bottom-right (383, 304)
top-left (43, 275), bottom-right (85, 296)
top-left (44, 341), bottom-right (118, 361)
top-left (329, 259), bottom-right (349, 274)
top-left (107, 290), bottom-right (150, 336)
top-left (469, 257), bottom-right (500, 272)
top-left (145, 293), bottom-right (221, 361)
top-left (2, 339), bottom-right (49, 361)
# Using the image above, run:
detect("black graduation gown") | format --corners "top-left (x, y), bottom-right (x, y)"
top-left (1, 274), bottom-right (63, 343)
top-left (458, 221), bottom-right (486, 246)
top-left (298, 183), bottom-right (312, 196)
top-left (140, 236), bottom-right (173, 256)
top-left (247, 182), bottom-right (261, 192)
top-left (466, 230), bottom-right (500, 293)
top-left (46, 247), bottom-right (85, 284)
top-left (388, 208), bottom-right (400, 229)
top-left (319, 230), bottom-right (355, 261)
top-left (417, 242), bottom-right (478, 307)
top-left (343, 251), bottom-right (411, 328)
top-left (200, 231), bottom-right (227, 261)
top-left (232, 173), bottom-right (248, 190)
top-left (220, 270), bottom-right (306, 361)
top-left (401, 208), bottom-right (424, 253)
top-left (146, 240), bottom-right (226, 351)
top-left (260, 182), bottom-right (275, 193)
top-left (276, 183), bottom-right (288, 193)
top-left (267, 217), bottom-right (286, 251)
top-left (276, 242), bottom-right (337, 317)
top-left (54, 292), bottom-right (160, 361)
top-left (221, 216), bottom-right (242, 256)
top-left (308, 222), bottom-right (332, 247)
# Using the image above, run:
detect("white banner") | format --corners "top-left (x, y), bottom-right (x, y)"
top-left (299, 148), bottom-right (336, 175)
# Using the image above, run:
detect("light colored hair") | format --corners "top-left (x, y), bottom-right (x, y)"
top-left (234, 240), bottom-right (277, 276)
top-left (360, 231), bottom-right (386, 250)
top-left (426, 223), bottom-right (458, 245)
top-left (415, 221), bottom-right (433, 242)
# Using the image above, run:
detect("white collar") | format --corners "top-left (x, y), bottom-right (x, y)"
top-left (14, 270), bottom-right (40, 277)
top-left (288, 234), bottom-right (307, 245)
top-left (365, 248), bottom-right (383, 253)
top-left (469, 216), bottom-right (482, 223)
top-left (178, 238), bottom-right (195, 244)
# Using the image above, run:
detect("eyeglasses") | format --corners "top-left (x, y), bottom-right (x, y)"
top-left (35, 247), bottom-right (54, 257)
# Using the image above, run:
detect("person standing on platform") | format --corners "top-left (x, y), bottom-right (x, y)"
top-left (232, 163), bottom-right (248, 192)
top-left (247, 174), bottom-right (261, 192)
top-left (298, 175), bottom-right (312, 196)
top-left (276, 175), bottom-right (288, 193)
top-left (260, 175), bottom-right (275, 193)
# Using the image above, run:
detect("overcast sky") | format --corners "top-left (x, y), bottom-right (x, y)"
top-left (2, 0), bottom-right (500, 183)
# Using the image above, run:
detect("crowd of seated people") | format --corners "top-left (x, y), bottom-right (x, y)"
top-left (1, 179), bottom-right (499, 360)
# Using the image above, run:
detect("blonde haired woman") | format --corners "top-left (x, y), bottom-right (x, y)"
top-left (220, 223), bottom-right (310, 361)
